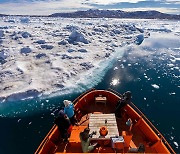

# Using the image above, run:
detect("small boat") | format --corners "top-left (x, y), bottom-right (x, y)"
top-left (35, 89), bottom-right (175, 153)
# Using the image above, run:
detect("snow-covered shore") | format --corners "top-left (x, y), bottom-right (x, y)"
top-left (0, 17), bottom-right (179, 101)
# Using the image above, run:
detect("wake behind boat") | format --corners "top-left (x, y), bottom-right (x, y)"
top-left (35, 89), bottom-right (175, 153)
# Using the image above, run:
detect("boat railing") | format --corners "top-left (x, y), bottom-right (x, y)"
top-left (129, 102), bottom-right (175, 154)
top-left (73, 88), bottom-right (95, 104)
top-left (107, 88), bottom-right (175, 154)
top-left (108, 88), bottom-right (123, 98)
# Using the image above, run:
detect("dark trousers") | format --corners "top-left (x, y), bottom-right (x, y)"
top-left (70, 115), bottom-right (77, 125)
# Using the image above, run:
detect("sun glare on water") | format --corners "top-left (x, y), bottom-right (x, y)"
top-left (110, 78), bottom-right (120, 86)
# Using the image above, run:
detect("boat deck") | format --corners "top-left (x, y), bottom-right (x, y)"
top-left (54, 101), bottom-right (156, 153)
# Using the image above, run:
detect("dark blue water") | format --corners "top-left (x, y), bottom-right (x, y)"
top-left (0, 32), bottom-right (179, 153)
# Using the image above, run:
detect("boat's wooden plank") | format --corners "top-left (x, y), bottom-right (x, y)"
top-left (89, 113), bottom-right (119, 139)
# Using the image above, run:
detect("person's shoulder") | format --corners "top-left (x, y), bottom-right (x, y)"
top-left (70, 103), bottom-right (74, 107)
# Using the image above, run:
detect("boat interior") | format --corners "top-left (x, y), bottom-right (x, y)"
top-left (36, 89), bottom-right (175, 154)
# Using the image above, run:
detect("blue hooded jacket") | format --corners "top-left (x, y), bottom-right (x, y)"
top-left (64, 103), bottom-right (74, 118)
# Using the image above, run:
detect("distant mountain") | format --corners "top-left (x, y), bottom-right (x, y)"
top-left (0, 14), bottom-right (8, 17)
top-left (49, 9), bottom-right (180, 20)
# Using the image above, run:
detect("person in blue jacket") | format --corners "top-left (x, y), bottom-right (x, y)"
top-left (63, 100), bottom-right (77, 125)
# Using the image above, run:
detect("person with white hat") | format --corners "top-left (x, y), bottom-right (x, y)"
top-left (63, 100), bottom-right (77, 125)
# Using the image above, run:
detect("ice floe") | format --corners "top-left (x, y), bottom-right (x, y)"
top-left (151, 84), bottom-right (160, 89)
top-left (0, 17), bottom-right (179, 104)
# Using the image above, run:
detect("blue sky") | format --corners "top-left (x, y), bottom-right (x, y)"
top-left (0, 0), bottom-right (179, 15)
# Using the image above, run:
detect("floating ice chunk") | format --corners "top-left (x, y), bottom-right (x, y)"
top-left (173, 67), bottom-right (179, 70)
top-left (114, 67), bottom-right (118, 70)
top-left (29, 122), bottom-right (32, 125)
top-left (65, 25), bottom-right (79, 31)
top-left (74, 56), bottom-right (83, 59)
top-left (45, 100), bottom-right (49, 103)
top-left (135, 34), bottom-right (144, 45)
top-left (120, 64), bottom-right (124, 68)
top-left (174, 141), bottom-right (179, 147)
top-left (18, 119), bottom-right (21, 123)
top-left (35, 53), bottom-right (47, 59)
top-left (68, 30), bottom-right (89, 44)
top-left (112, 29), bottom-right (121, 34)
top-left (128, 25), bottom-right (137, 31)
top-left (78, 49), bottom-right (87, 53)
top-left (35, 40), bottom-right (46, 44)
top-left (151, 84), bottom-right (160, 89)
top-left (169, 92), bottom-right (176, 95)
top-left (61, 54), bottom-right (72, 59)
top-left (58, 40), bottom-right (68, 45)
top-left (41, 44), bottom-right (53, 50)
top-left (0, 50), bottom-right (8, 59)
top-left (144, 97), bottom-right (147, 100)
top-left (20, 17), bottom-right (30, 24)
top-left (51, 113), bottom-right (55, 116)
top-left (22, 32), bottom-right (31, 38)
top-left (128, 64), bottom-right (132, 66)
top-left (0, 30), bottom-right (4, 38)
top-left (170, 59), bottom-right (176, 63)
top-left (135, 63), bottom-right (139, 65)
top-left (167, 64), bottom-right (174, 67)
top-left (67, 49), bottom-right (75, 53)
top-left (6, 19), bottom-right (15, 23)
top-left (20, 47), bottom-right (32, 55)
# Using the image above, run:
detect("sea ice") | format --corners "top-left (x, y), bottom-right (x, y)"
top-left (21, 32), bottom-right (31, 38)
top-left (68, 30), bottom-right (89, 44)
top-left (58, 40), bottom-right (68, 45)
top-left (35, 40), bottom-right (46, 44)
top-left (41, 45), bottom-right (54, 50)
top-left (0, 30), bottom-right (4, 37)
top-left (20, 17), bottom-right (30, 24)
top-left (20, 47), bottom-right (32, 54)
top-left (151, 84), bottom-right (160, 89)
top-left (135, 34), bottom-right (144, 45)
top-left (0, 17), bottom-right (179, 104)
top-left (174, 141), bottom-right (179, 147)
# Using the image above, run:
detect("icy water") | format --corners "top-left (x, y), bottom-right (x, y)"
top-left (0, 32), bottom-right (180, 154)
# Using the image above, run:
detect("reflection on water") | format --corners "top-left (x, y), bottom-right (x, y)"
top-left (110, 78), bottom-right (120, 86)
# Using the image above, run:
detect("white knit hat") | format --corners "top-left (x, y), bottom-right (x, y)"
top-left (63, 100), bottom-right (71, 107)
